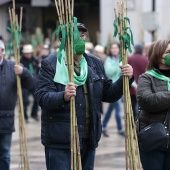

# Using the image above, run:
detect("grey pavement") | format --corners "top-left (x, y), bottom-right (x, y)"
top-left (11, 103), bottom-right (126, 170)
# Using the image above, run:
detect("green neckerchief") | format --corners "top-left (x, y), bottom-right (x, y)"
top-left (146, 69), bottom-right (170, 91)
top-left (29, 63), bottom-right (34, 74)
top-left (53, 50), bottom-right (88, 86)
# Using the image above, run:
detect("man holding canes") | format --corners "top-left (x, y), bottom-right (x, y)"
top-left (0, 40), bottom-right (33, 170)
top-left (35, 23), bottom-right (134, 170)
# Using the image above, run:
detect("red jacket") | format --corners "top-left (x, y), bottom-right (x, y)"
top-left (128, 54), bottom-right (148, 95)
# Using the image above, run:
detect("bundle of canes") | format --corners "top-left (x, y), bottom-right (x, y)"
top-left (8, 0), bottom-right (30, 169)
top-left (54, 0), bottom-right (82, 169)
top-left (113, 1), bottom-right (142, 170)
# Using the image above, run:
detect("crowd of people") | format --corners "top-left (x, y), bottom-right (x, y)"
top-left (0, 21), bottom-right (170, 170)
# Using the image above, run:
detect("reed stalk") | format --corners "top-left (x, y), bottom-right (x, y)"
top-left (54, 0), bottom-right (82, 169)
top-left (114, 0), bottom-right (142, 169)
top-left (8, 1), bottom-right (29, 169)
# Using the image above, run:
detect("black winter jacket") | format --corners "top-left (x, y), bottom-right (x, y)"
top-left (35, 53), bottom-right (130, 149)
top-left (20, 56), bottom-right (39, 87)
top-left (0, 58), bottom-right (33, 133)
top-left (137, 70), bottom-right (170, 130)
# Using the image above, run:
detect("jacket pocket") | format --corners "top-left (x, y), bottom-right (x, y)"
top-left (48, 113), bottom-right (70, 144)
top-left (0, 111), bottom-right (14, 132)
top-left (93, 75), bottom-right (104, 98)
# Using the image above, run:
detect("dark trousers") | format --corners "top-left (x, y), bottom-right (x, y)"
top-left (45, 139), bottom-right (96, 170)
top-left (140, 147), bottom-right (170, 170)
top-left (0, 133), bottom-right (12, 170)
top-left (22, 88), bottom-right (38, 120)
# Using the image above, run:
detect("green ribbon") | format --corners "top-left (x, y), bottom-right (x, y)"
top-left (56, 24), bottom-right (66, 63)
top-left (113, 16), bottom-right (134, 62)
top-left (124, 17), bottom-right (131, 25)
top-left (119, 47), bottom-right (122, 62)
top-left (55, 17), bottom-right (80, 63)
top-left (113, 17), bottom-right (121, 37)
top-left (54, 50), bottom-right (88, 86)
top-left (55, 24), bottom-right (62, 39)
top-left (113, 19), bottom-right (118, 37)
top-left (120, 26), bottom-right (134, 54)
top-left (72, 17), bottom-right (80, 53)
top-left (146, 69), bottom-right (170, 91)
top-left (7, 26), bottom-right (21, 49)
top-left (124, 26), bottom-right (134, 45)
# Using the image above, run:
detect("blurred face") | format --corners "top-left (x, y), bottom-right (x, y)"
top-left (79, 30), bottom-right (86, 41)
top-left (23, 53), bottom-right (32, 59)
top-left (0, 48), bottom-right (4, 60)
top-left (110, 44), bottom-right (119, 56)
top-left (159, 43), bottom-right (170, 69)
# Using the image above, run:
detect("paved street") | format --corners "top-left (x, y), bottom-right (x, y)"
top-left (11, 103), bottom-right (126, 170)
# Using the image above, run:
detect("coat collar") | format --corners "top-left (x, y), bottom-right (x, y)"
top-left (83, 53), bottom-right (94, 68)
top-left (0, 57), bottom-right (6, 67)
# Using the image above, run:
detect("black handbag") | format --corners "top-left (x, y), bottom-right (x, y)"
top-left (137, 109), bottom-right (170, 152)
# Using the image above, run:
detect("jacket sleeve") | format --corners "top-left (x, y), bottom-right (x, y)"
top-left (100, 57), bottom-right (123, 102)
top-left (136, 74), bottom-right (170, 112)
top-left (102, 75), bottom-right (123, 103)
top-left (20, 67), bottom-right (34, 89)
top-left (35, 59), bottom-right (67, 110)
top-left (102, 60), bottom-right (134, 103)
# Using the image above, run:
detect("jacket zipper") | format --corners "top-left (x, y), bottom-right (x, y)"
top-left (167, 136), bottom-right (169, 148)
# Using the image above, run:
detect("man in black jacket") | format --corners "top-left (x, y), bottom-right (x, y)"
top-left (21, 44), bottom-right (39, 122)
top-left (0, 40), bottom-right (33, 170)
top-left (35, 23), bottom-right (133, 170)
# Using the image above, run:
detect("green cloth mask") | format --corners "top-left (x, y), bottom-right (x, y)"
top-left (146, 69), bottom-right (170, 91)
top-left (163, 54), bottom-right (170, 67)
top-left (54, 50), bottom-right (88, 86)
top-left (74, 39), bottom-right (85, 55)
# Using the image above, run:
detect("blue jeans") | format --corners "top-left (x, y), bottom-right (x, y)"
top-left (102, 99), bottom-right (123, 131)
top-left (45, 139), bottom-right (96, 170)
top-left (0, 133), bottom-right (12, 170)
top-left (140, 147), bottom-right (170, 170)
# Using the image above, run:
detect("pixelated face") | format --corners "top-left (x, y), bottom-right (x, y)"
top-left (0, 48), bottom-right (4, 58)
top-left (23, 53), bottom-right (32, 59)
top-left (79, 30), bottom-right (86, 41)
top-left (110, 44), bottom-right (119, 56)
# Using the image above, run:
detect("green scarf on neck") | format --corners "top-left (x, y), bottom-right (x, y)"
top-left (53, 50), bottom-right (88, 86)
top-left (146, 69), bottom-right (170, 91)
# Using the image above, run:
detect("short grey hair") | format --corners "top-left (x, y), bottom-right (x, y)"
top-left (0, 40), bottom-right (5, 55)
top-left (0, 40), bottom-right (5, 49)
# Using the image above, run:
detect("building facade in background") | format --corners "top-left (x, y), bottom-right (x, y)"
top-left (0, 0), bottom-right (99, 45)
top-left (0, 0), bottom-right (170, 47)
top-left (100, 0), bottom-right (170, 46)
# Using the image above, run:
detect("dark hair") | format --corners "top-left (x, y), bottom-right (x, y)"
top-left (109, 42), bottom-right (120, 56)
top-left (0, 36), bottom-right (3, 41)
top-left (134, 44), bottom-right (143, 54)
top-left (146, 40), bottom-right (170, 70)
